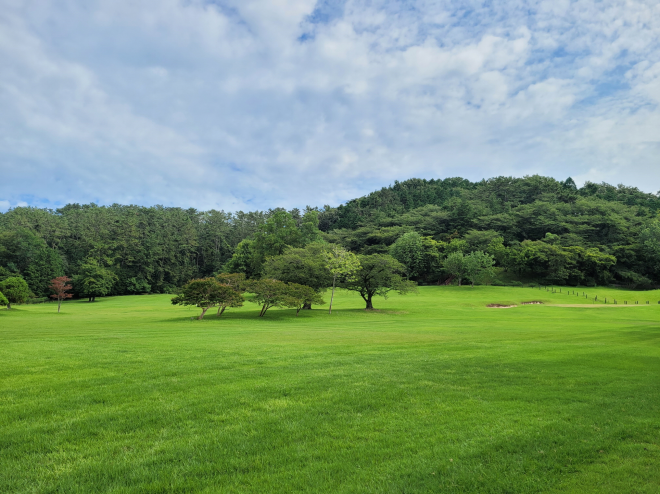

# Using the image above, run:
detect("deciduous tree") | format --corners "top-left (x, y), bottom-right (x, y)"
top-left (264, 243), bottom-right (333, 309)
top-left (245, 278), bottom-right (288, 317)
top-left (171, 278), bottom-right (242, 320)
top-left (464, 251), bottom-right (496, 287)
top-left (282, 283), bottom-right (325, 315)
top-left (389, 232), bottom-right (424, 278)
top-left (444, 252), bottom-right (467, 286)
top-left (325, 245), bottom-right (360, 313)
top-left (214, 273), bottom-right (246, 316)
top-left (339, 254), bottom-right (416, 310)
top-left (0, 277), bottom-right (32, 309)
top-left (73, 260), bottom-right (117, 302)
top-left (49, 276), bottom-right (73, 313)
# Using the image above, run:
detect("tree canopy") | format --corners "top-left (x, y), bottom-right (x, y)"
top-left (73, 260), bottom-right (117, 302)
top-left (171, 278), bottom-right (243, 320)
top-left (0, 277), bottom-right (32, 309)
top-left (1, 176), bottom-right (659, 291)
top-left (340, 254), bottom-right (417, 310)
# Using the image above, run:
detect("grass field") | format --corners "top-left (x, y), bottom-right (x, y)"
top-left (1, 286), bottom-right (659, 493)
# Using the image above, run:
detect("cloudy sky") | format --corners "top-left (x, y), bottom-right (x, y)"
top-left (1, 0), bottom-right (659, 212)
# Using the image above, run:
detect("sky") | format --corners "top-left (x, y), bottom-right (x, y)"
top-left (1, 0), bottom-right (659, 213)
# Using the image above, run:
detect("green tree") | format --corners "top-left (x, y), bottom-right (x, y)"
top-left (0, 290), bottom-right (8, 308)
top-left (214, 273), bottom-right (247, 316)
top-left (224, 239), bottom-right (261, 279)
top-left (215, 272), bottom-right (247, 291)
top-left (389, 232), bottom-right (424, 278)
top-left (339, 254), bottom-right (416, 310)
top-left (464, 251), bottom-right (496, 287)
top-left (463, 230), bottom-right (503, 253)
top-left (73, 260), bottom-right (117, 302)
top-left (444, 252), bottom-right (468, 286)
top-left (171, 278), bottom-right (242, 320)
top-left (245, 278), bottom-right (289, 317)
top-left (0, 277), bottom-right (32, 309)
top-left (282, 283), bottom-right (325, 315)
top-left (25, 248), bottom-right (65, 297)
top-left (0, 266), bottom-right (18, 282)
top-left (0, 228), bottom-right (46, 274)
top-left (254, 210), bottom-right (302, 258)
top-left (300, 209), bottom-right (322, 244)
top-left (324, 245), bottom-right (360, 314)
top-left (264, 243), bottom-right (333, 309)
top-left (640, 220), bottom-right (660, 280)
top-left (224, 239), bottom-right (262, 279)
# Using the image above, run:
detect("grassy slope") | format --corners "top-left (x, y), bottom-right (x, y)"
top-left (0, 287), bottom-right (659, 493)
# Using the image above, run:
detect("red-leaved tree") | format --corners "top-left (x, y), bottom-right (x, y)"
top-left (49, 276), bottom-right (73, 313)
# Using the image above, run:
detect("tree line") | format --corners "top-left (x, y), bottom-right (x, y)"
top-left (1, 175), bottom-right (659, 308)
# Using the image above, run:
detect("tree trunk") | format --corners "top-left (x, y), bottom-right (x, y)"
top-left (259, 305), bottom-right (266, 317)
top-left (88, 296), bottom-right (92, 302)
top-left (365, 294), bottom-right (374, 310)
top-left (6, 303), bottom-right (10, 309)
top-left (217, 305), bottom-right (226, 316)
top-left (458, 277), bottom-right (462, 287)
top-left (199, 306), bottom-right (211, 320)
top-left (302, 302), bottom-right (312, 310)
top-left (58, 299), bottom-right (62, 313)
top-left (329, 274), bottom-right (337, 314)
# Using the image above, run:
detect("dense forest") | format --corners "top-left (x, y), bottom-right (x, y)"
top-left (1, 175), bottom-right (659, 299)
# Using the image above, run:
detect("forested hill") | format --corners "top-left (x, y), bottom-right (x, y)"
top-left (319, 176), bottom-right (660, 231)
top-left (1, 175), bottom-right (659, 297)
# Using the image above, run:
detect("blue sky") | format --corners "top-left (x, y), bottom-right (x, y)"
top-left (1, 0), bottom-right (659, 212)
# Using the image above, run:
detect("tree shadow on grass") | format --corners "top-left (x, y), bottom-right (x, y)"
top-left (160, 306), bottom-right (410, 324)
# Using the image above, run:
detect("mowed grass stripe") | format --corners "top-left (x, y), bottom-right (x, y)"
top-left (1, 286), bottom-right (659, 493)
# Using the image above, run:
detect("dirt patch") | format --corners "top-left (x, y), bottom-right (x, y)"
top-left (521, 301), bottom-right (543, 305)
top-left (545, 304), bottom-right (642, 308)
top-left (487, 304), bottom-right (517, 308)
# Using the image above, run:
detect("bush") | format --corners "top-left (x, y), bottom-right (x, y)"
top-left (491, 279), bottom-right (506, 286)
top-left (27, 297), bottom-right (50, 304)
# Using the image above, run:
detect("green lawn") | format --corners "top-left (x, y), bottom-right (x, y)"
top-left (1, 287), bottom-right (659, 493)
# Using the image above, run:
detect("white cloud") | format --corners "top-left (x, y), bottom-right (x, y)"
top-left (0, 0), bottom-right (659, 213)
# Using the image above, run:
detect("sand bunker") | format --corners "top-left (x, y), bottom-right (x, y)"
top-left (487, 304), bottom-right (517, 308)
top-left (545, 304), bottom-right (641, 308)
top-left (521, 301), bottom-right (543, 305)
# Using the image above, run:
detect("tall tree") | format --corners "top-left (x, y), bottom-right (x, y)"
top-left (444, 252), bottom-right (467, 286)
top-left (339, 254), bottom-right (416, 310)
top-left (389, 232), bottom-right (424, 278)
top-left (464, 251), bottom-right (496, 287)
top-left (264, 243), bottom-right (333, 309)
top-left (73, 260), bottom-right (117, 302)
top-left (253, 210), bottom-right (302, 258)
top-left (325, 245), bottom-right (360, 314)
top-left (25, 248), bottom-right (65, 297)
top-left (224, 239), bottom-right (261, 279)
